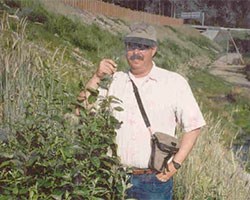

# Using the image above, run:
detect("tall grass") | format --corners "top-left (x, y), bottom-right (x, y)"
top-left (0, 12), bottom-right (34, 125)
top-left (175, 113), bottom-right (250, 200)
top-left (0, 11), bottom-right (71, 127)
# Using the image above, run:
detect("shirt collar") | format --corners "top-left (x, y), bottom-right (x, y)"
top-left (126, 61), bottom-right (158, 82)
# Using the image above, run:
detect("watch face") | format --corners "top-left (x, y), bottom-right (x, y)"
top-left (173, 161), bottom-right (181, 169)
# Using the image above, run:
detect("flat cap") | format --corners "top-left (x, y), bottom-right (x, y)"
top-left (124, 22), bottom-right (157, 46)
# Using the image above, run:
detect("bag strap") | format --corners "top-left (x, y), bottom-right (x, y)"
top-left (130, 78), bottom-right (152, 132)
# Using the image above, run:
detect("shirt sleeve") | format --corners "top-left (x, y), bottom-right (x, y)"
top-left (175, 77), bottom-right (206, 133)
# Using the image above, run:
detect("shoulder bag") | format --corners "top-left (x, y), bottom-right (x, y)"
top-left (130, 79), bottom-right (180, 173)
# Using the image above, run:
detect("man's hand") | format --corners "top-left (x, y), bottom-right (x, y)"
top-left (156, 162), bottom-right (177, 182)
top-left (76, 58), bottom-right (117, 115)
top-left (156, 128), bottom-right (201, 182)
top-left (84, 58), bottom-right (117, 99)
top-left (95, 59), bottom-right (117, 80)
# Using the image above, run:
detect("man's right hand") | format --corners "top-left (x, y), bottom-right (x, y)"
top-left (76, 58), bottom-right (117, 115)
top-left (95, 59), bottom-right (117, 80)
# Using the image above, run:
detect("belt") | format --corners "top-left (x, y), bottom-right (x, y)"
top-left (132, 168), bottom-right (156, 175)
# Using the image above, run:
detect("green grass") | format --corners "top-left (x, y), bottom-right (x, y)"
top-left (189, 68), bottom-right (250, 146)
top-left (2, 0), bottom-right (127, 83)
top-left (17, 3), bottom-right (128, 92)
top-left (243, 52), bottom-right (250, 65)
top-left (23, 7), bottom-right (125, 63)
top-left (230, 30), bottom-right (250, 40)
top-left (189, 69), bottom-right (232, 98)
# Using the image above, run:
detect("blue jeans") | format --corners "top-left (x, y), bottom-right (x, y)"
top-left (126, 173), bottom-right (173, 200)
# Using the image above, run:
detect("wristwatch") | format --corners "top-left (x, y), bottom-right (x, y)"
top-left (172, 160), bottom-right (181, 170)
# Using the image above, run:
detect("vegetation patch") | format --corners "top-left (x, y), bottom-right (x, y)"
top-left (189, 68), bottom-right (250, 149)
top-left (0, 11), bottom-right (129, 199)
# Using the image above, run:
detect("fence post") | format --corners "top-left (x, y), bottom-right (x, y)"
top-left (201, 12), bottom-right (205, 26)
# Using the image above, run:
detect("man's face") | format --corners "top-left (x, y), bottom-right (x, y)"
top-left (125, 42), bottom-right (157, 74)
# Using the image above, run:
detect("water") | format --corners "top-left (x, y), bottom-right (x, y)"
top-left (233, 137), bottom-right (250, 171)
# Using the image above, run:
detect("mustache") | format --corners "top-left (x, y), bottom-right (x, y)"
top-left (129, 53), bottom-right (144, 61)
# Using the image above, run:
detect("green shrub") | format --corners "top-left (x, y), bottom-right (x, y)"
top-left (45, 15), bottom-right (78, 39)
top-left (0, 12), bottom-right (129, 199)
top-left (0, 94), bottom-right (128, 199)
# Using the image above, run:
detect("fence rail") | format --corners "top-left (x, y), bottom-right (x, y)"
top-left (59, 0), bottom-right (183, 26)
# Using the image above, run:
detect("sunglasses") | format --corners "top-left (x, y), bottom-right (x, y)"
top-left (125, 43), bottom-right (151, 51)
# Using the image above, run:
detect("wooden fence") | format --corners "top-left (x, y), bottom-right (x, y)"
top-left (60, 0), bottom-right (183, 26)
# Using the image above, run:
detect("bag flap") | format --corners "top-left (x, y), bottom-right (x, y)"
top-left (153, 132), bottom-right (180, 149)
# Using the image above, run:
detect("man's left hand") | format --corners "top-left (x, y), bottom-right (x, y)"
top-left (156, 162), bottom-right (177, 182)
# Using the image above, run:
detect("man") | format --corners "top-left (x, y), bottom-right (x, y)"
top-left (77, 23), bottom-right (206, 200)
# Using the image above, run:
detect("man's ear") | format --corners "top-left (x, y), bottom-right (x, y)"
top-left (151, 46), bottom-right (157, 57)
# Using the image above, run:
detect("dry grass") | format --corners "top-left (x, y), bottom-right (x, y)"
top-left (175, 112), bottom-right (250, 200)
top-left (0, 12), bottom-right (32, 124)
